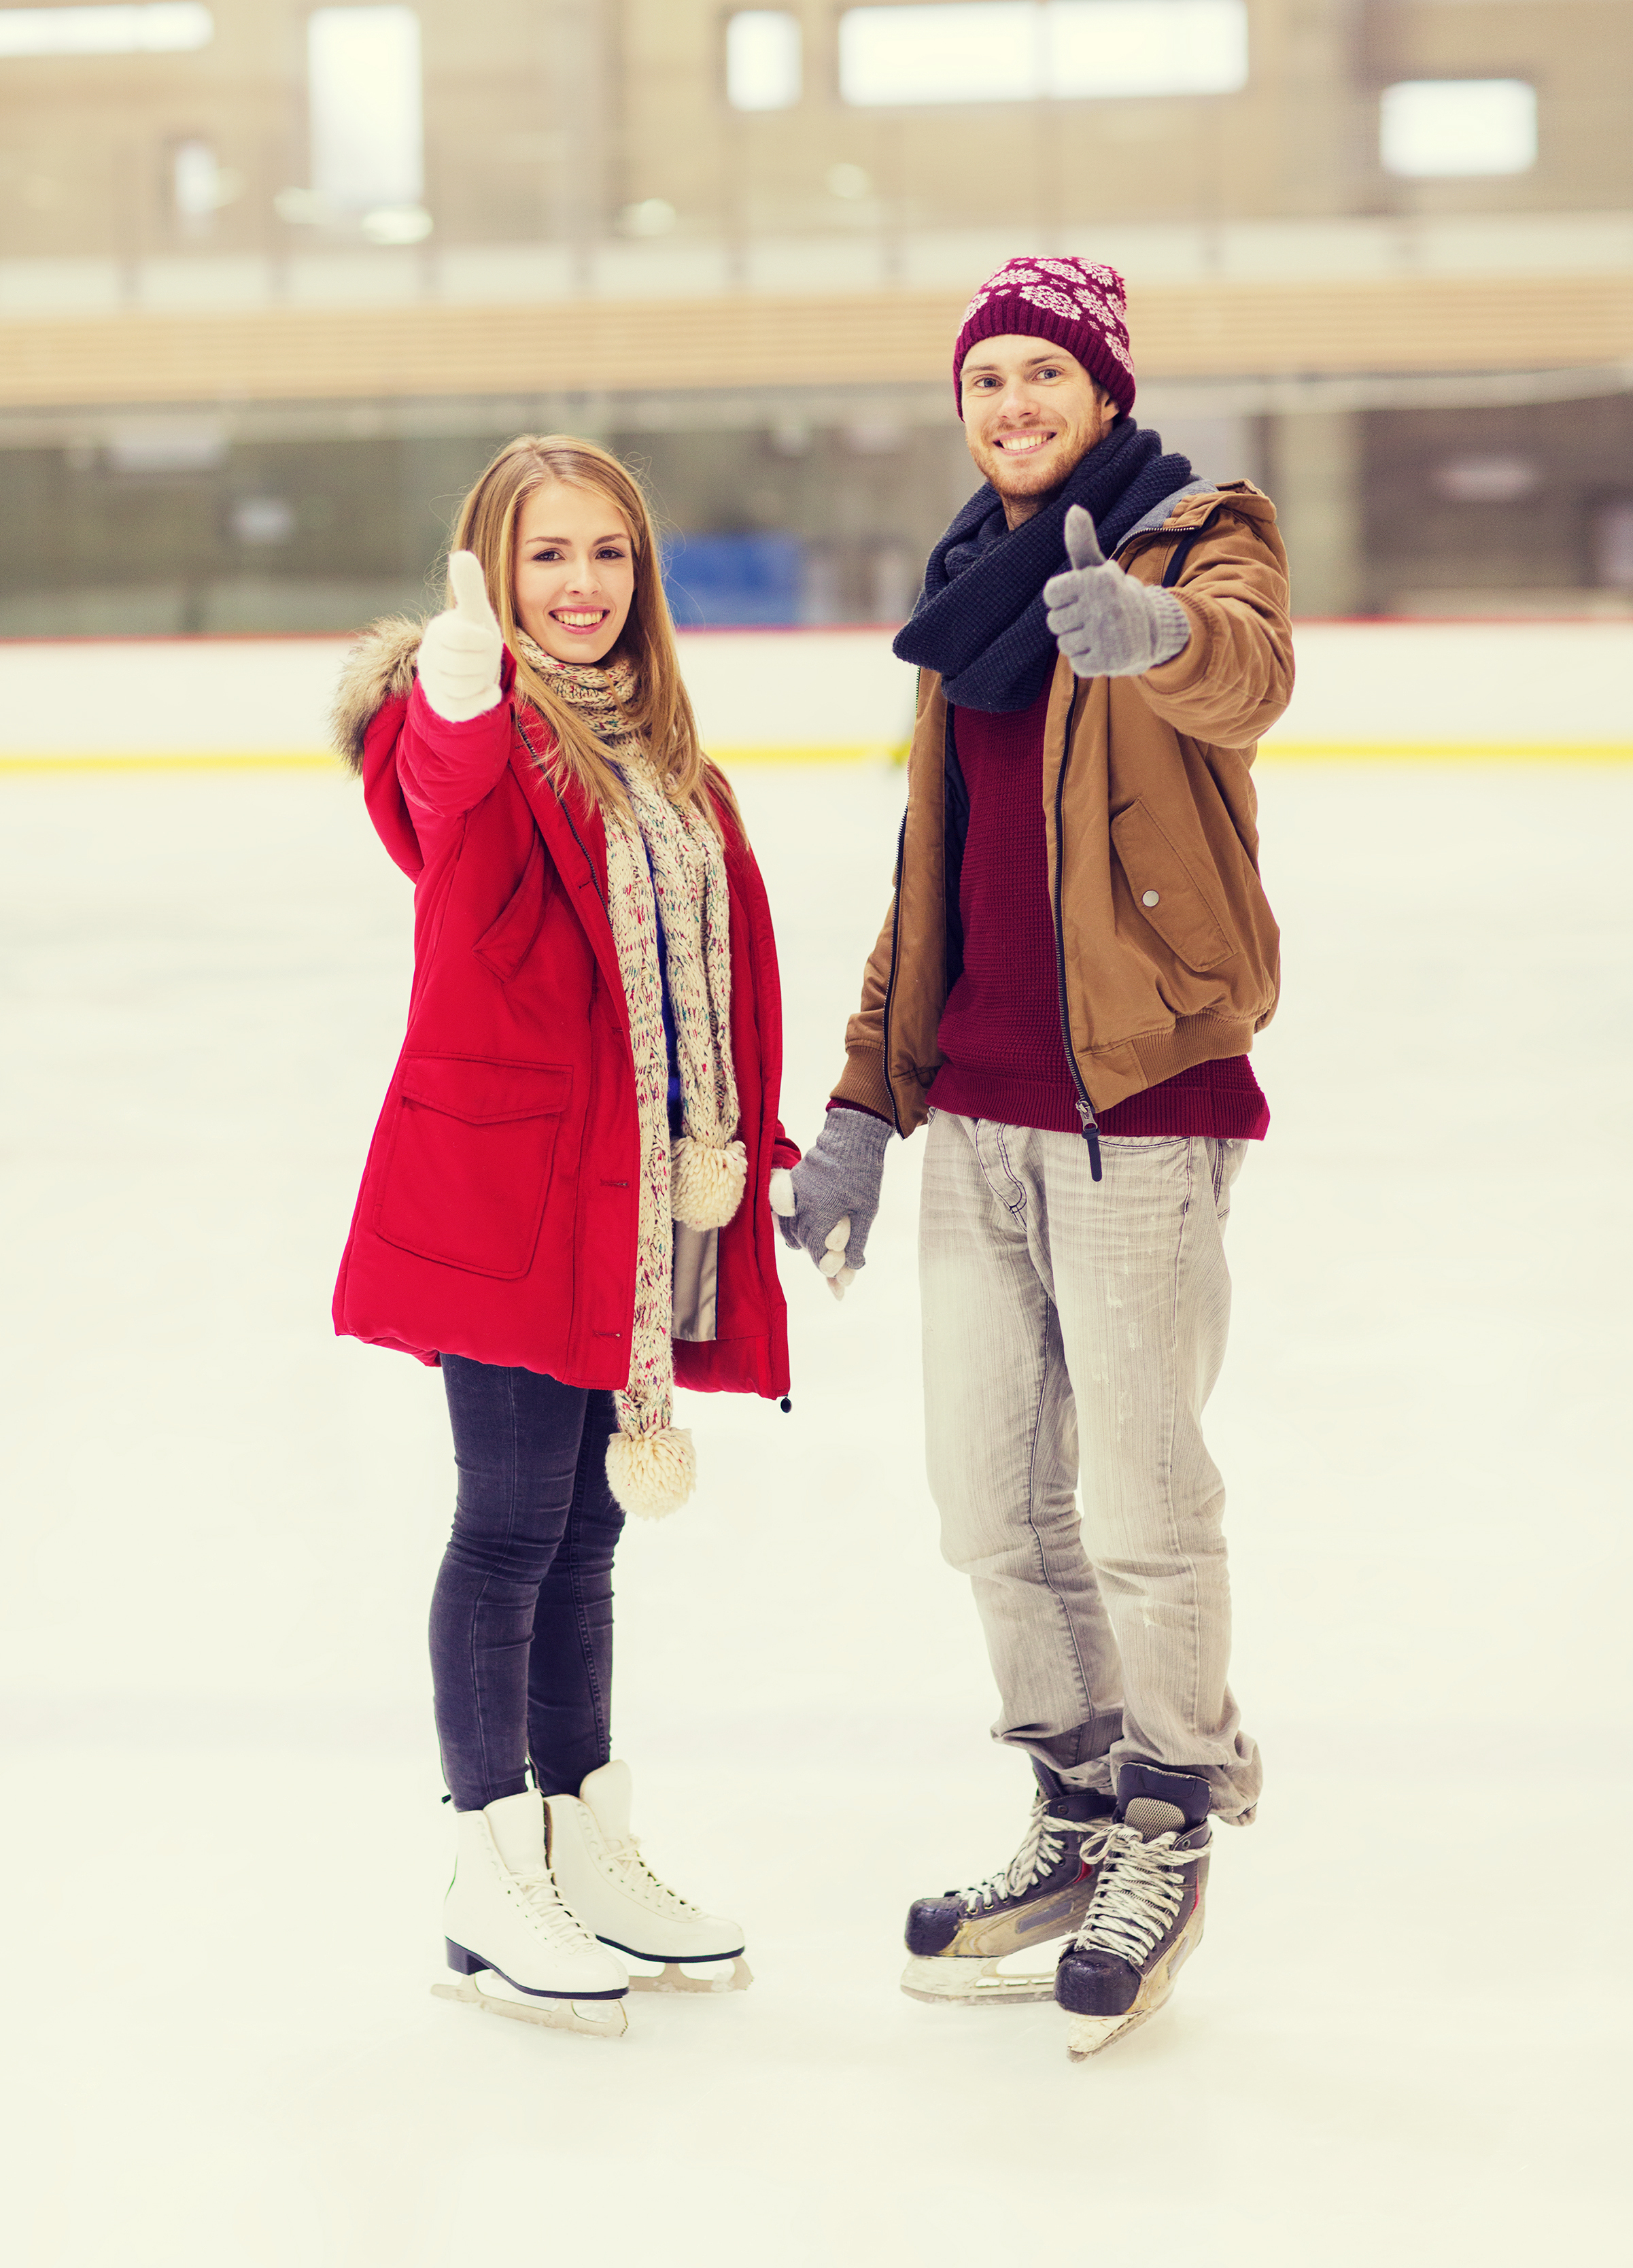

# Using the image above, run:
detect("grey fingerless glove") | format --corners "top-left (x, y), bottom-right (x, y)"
top-left (777, 1105), bottom-right (891, 1275)
top-left (1043, 503), bottom-right (1190, 680)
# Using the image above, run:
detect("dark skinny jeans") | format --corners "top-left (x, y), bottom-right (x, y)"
top-left (429, 1354), bottom-right (625, 1811)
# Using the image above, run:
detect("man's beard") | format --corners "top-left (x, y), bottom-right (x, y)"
top-left (972, 421), bottom-right (1105, 502)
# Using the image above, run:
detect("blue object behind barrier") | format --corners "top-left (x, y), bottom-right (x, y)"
top-left (662, 532), bottom-right (805, 627)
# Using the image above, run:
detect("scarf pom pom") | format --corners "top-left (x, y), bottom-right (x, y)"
top-left (671, 1137), bottom-right (747, 1231)
top-left (605, 1424), bottom-right (695, 1519)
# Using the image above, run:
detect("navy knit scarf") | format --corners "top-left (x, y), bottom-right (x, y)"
top-left (893, 419), bottom-right (1193, 713)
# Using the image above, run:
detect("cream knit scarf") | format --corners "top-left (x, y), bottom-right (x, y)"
top-left (518, 636), bottom-right (744, 1520)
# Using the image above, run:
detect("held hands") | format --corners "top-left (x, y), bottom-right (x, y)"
top-left (416, 550), bottom-right (504, 723)
top-left (769, 1170), bottom-right (855, 1300)
top-left (1043, 505), bottom-right (1190, 681)
top-left (770, 1107), bottom-right (891, 1303)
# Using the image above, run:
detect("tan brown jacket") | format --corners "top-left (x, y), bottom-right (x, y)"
top-left (832, 481), bottom-right (1291, 1134)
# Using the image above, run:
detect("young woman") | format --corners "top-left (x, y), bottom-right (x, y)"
top-left (331, 436), bottom-right (797, 2039)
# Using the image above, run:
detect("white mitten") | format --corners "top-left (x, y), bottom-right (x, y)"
top-left (416, 550), bottom-right (504, 722)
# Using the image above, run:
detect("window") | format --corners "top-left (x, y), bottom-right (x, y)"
top-left (0, 5), bottom-right (212, 56)
top-left (1594, 502), bottom-right (1633, 591)
top-left (230, 496), bottom-right (298, 547)
top-left (727, 10), bottom-right (802, 111)
top-left (1048, 0), bottom-right (1246, 98)
top-left (308, 7), bottom-right (424, 211)
top-left (842, 2), bottom-right (1036, 104)
top-left (173, 139), bottom-right (222, 220)
top-left (1380, 80), bottom-right (1536, 178)
top-left (1432, 456), bottom-right (1539, 506)
top-left (837, 1), bottom-right (1248, 108)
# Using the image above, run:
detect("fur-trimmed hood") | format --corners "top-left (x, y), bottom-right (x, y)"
top-left (331, 616), bottom-right (426, 774)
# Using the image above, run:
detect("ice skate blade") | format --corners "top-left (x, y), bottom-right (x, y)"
top-left (625, 1955), bottom-right (753, 1995)
top-left (432, 1977), bottom-right (628, 2039)
top-left (1064, 2007), bottom-right (1154, 2061)
top-left (1063, 1906), bottom-right (1202, 2057)
top-left (900, 1953), bottom-right (1056, 2006)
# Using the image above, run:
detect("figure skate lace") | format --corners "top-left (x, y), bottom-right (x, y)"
top-left (593, 1830), bottom-right (705, 1920)
top-left (506, 1866), bottom-right (604, 1953)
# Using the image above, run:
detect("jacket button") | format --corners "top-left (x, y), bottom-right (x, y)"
top-left (1141, 890), bottom-right (1161, 907)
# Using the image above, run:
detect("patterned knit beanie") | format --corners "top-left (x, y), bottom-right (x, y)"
top-left (952, 256), bottom-right (1137, 419)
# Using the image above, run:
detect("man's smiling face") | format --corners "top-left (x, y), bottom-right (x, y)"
top-left (960, 336), bottom-right (1118, 525)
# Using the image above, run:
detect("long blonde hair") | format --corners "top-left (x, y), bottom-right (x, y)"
top-left (449, 434), bottom-right (737, 838)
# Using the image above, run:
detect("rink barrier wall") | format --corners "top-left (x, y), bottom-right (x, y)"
top-left (5, 741), bottom-right (1632, 771)
top-left (3, 619), bottom-right (1630, 768)
top-left (0, 742), bottom-right (904, 770)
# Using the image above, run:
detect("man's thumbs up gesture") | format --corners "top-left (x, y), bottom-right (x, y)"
top-left (1043, 504), bottom-right (1190, 681)
top-left (416, 550), bottom-right (505, 722)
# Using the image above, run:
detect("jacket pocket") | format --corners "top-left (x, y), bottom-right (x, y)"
top-left (374, 1055), bottom-right (571, 1279)
top-left (475, 835), bottom-right (553, 982)
top-left (1111, 800), bottom-right (1233, 972)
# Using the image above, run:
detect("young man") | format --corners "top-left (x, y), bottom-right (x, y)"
top-left (777, 258), bottom-right (1292, 2059)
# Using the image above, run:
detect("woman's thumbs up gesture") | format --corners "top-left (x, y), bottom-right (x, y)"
top-left (416, 551), bottom-right (505, 722)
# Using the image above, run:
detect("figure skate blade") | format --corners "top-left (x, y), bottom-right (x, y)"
top-left (624, 1954), bottom-right (753, 1995)
top-left (432, 1975), bottom-right (628, 2039)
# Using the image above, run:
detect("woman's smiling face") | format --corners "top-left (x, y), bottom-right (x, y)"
top-left (513, 479), bottom-right (637, 664)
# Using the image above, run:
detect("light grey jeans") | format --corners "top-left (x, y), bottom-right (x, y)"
top-left (920, 1112), bottom-right (1261, 1822)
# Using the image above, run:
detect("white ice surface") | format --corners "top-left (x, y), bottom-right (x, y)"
top-left (3, 760), bottom-right (1630, 2265)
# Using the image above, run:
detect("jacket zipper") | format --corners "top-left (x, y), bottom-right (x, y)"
top-left (1051, 677), bottom-right (1102, 1184)
top-left (877, 806), bottom-right (909, 1136)
top-left (513, 710), bottom-right (610, 914)
top-left (1044, 514), bottom-right (1211, 1179)
top-left (889, 513), bottom-right (1215, 1171)
top-left (1119, 497), bottom-right (1224, 581)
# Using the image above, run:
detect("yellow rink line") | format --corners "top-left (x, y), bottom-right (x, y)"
top-left (1260, 740), bottom-right (1633, 763)
top-left (1, 740), bottom-right (1631, 772)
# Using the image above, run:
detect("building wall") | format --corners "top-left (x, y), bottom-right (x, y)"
top-left (2, 0), bottom-right (1631, 627)
top-left (5, 1), bottom-right (1632, 264)
top-left (1361, 0), bottom-right (1633, 216)
top-left (627, 0), bottom-right (1375, 237)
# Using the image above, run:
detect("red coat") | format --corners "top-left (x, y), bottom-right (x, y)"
top-left (332, 643), bottom-right (797, 1400)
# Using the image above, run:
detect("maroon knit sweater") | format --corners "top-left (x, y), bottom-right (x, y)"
top-left (920, 675), bottom-right (1270, 1140)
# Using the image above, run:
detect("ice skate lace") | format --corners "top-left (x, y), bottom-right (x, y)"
top-left (505, 1866), bottom-right (599, 1951)
top-left (960, 1799), bottom-right (1088, 1912)
top-left (1068, 1823), bottom-right (1205, 1964)
top-left (598, 1830), bottom-right (703, 1918)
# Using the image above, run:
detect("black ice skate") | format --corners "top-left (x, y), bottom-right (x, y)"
top-left (1054, 1761), bottom-right (1212, 2059)
top-left (901, 1766), bottom-right (1114, 2006)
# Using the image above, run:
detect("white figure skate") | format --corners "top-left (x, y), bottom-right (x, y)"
top-left (433, 1790), bottom-right (630, 2039)
top-left (545, 1761), bottom-right (752, 1994)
